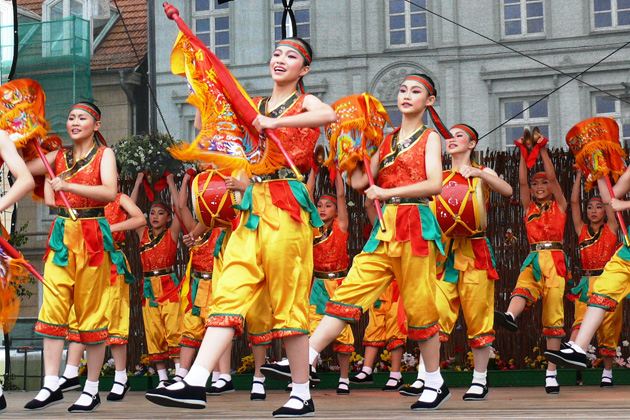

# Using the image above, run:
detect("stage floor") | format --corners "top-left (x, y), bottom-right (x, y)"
top-left (2, 386), bottom-right (628, 419)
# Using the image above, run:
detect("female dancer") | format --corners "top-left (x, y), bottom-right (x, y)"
top-left (59, 192), bottom-right (145, 401)
top-left (563, 169), bottom-right (619, 385)
top-left (25, 102), bottom-right (117, 412)
top-left (306, 169), bottom-right (353, 394)
top-left (304, 74), bottom-right (448, 411)
top-left (546, 165), bottom-right (630, 371)
top-left (434, 124), bottom-right (512, 400)
top-left (495, 132), bottom-right (567, 394)
top-left (0, 130), bottom-right (35, 413)
top-left (146, 37), bottom-right (336, 417)
top-left (131, 172), bottom-right (182, 387)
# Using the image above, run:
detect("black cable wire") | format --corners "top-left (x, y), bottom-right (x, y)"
top-left (480, 38), bottom-right (630, 140)
top-left (403, 0), bottom-right (630, 105)
top-left (112, 0), bottom-right (172, 138)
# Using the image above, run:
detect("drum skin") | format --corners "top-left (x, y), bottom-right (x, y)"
top-left (431, 171), bottom-right (487, 237)
top-left (192, 169), bottom-right (245, 229)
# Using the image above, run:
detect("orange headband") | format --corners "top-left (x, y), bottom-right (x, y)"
top-left (532, 172), bottom-right (547, 181)
top-left (71, 104), bottom-right (100, 121)
top-left (278, 40), bottom-right (311, 65)
top-left (318, 194), bottom-right (337, 206)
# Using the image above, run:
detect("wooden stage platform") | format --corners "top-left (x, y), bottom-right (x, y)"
top-left (2, 386), bottom-right (628, 419)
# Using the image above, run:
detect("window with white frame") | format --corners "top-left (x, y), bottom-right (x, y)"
top-left (42, 0), bottom-right (86, 56)
top-left (0, 1), bottom-right (14, 80)
top-left (503, 0), bottom-right (544, 37)
top-left (273, 0), bottom-right (310, 44)
top-left (593, 95), bottom-right (630, 145)
top-left (387, 0), bottom-right (427, 47)
top-left (593, 0), bottom-right (630, 29)
top-left (194, 0), bottom-right (230, 61)
top-left (502, 99), bottom-right (549, 147)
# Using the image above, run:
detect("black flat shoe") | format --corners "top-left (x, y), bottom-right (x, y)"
top-left (601, 377), bottom-right (614, 388)
top-left (261, 363), bottom-right (292, 382)
top-left (107, 381), bottom-right (130, 401)
top-left (382, 377), bottom-right (404, 391)
top-left (400, 380), bottom-right (424, 396)
top-left (272, 396), bottom-right (315, 418)
top-left (0, 394), bottom-right (6, 413)
top-left (494, 310), bottom-right (518, 332)
top-left (59, 376), bottom-right (81, 392)
top-left (544, 348), bottom-right (588, 369)
top-left (349, 370), bottom-right (373, 384)
top-left (206, 378), bottom-right (234, 395)
top-left (545, 376), bottom-right (560, 394)
top-left (336, 382), bottom-right (350, 395)
top-left (162, 375), bottom-right (184, 387)
top-left (24, 387), bottom-right (64, 410)
top-left (411, 383), bottom-right (451, 410)
top-left (462, 383), bottom-right (489, 401)
top-left (250, 380), bottom-right (266, 401)
top-left (68, 392), bottom-right (101, 413)
top-left (145, 382), bottom-right (207, 409)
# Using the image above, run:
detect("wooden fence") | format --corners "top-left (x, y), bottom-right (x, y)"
top-left (117, 147), bottom-right (628, 372)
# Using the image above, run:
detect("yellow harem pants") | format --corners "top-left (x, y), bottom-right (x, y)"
top-left (143, 273), bottom-right (183, 362)
top-left (206, 191), bottom-right (313, 339)
top-left (436, 248), bottom-right (495, 348)
top-left (511, 251), bottom-right (565, 337)
top-left (362, 284), bottom-right (406, 350)
top-left (179, 272), bottom-right (213, 349)
top-left (35, 219), bottom-right (111, 344)
top-left (309, 277), bottom-right (354, 354)
top-left (327, 240), bottom-right (440, 342)
top-left (572, 275), bottom-right (623, 357)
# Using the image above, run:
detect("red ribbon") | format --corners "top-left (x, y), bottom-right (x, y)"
top-left (514, 136), bottom-right (548, 168)
top-left (141, 171), bottom-right (155, 202)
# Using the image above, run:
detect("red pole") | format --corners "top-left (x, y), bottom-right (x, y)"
top-left (363, 155), bottom-right (386, 232)
top-left (32, 139), bottom-right (77, 221)
top-left (0, 235), bottom-right (58, 296)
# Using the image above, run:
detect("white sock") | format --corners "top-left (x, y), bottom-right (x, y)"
top-left (216, 373), bottom-right (232, 388)
top-left (62, 364), bottom-right (79, 379)
top-left (417, 362), bottom-right (426, 381)
top-left (602, 369), bottom-right (613, 381)
top-left (546, 370), bottom-right (558, 387)
top-left (567, 340), bottom-right (575, 347)
top-left (566, 343), bottom-right (585, 354)
top-left (419, 369), bottom-right (443, 403)
top-left (176, 368), bottom-right (188, 379)
top-left (285, 381), bottom-right (310, 409)
top-left (278, 358), bottom-right (290, 366)
top-left (506, 311), bottom-right (515, 320)
top-left (184, 365), bottom-right (210, 387)
top-left (308, 347), bottom-right (319, 365)
top-left (390, 371), bottom-right (402, 380)
top-left (157, 368), bottom-right (168, 382)
top-left (110, 370), bottom-right (128, 395)
top-left (211, 371), bottom-right (221, 384)
top-left (339, 377), bottom-right (349, 384)
top-left (35, 376), bottom-right (59, 401)
top-left (252, 376), bottom-right (265, 394)
top-left (0, 383), bottom-right (3, 397)
top-left (175, 362), bottom-right (180, 372)
top-left (74, 380), bottom-right (98, 406)
top-left (467, 370), bottom-right (487, 394)
top-left (357, 366), bottom-right (373, 377)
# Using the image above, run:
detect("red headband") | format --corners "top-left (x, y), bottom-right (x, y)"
top-left (404, 75), bottom-right (434, 96)
top-left (151, 203), bottom-right (172, 215)
top-left (318, 194), bottom-right (337, 206)
top-left (71, 104), bottom-right (100, 121)
top-left (278, 40), bottom-right (311, 65)
top-left (451, 124), bottom-right (478, 143)
top-left (589, 196), bottom-right (603, 203)
top-left (532, 172), bottom-right (548, 181)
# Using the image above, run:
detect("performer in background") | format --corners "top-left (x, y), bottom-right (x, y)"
top-left (131, 172), bottom-right (183, 388)
top-left (146, 37), bottom-right (336, 418)
top-left (303, 74), bottom-right (449, 411)
top-left (26, 102), bottom-right (117, 412)
top-left (306, 169), bottom-right (353, 394)
top-left (433, 124), bottom-right (512, 401)
top-left (59, 192), bottom-right (145, 401)
top-left (495, 131), bottom-right (568, 394)
top-left (0, 130), bottom-right (35, 413)
top-left (567, 169), bottom-right (619, 387)
top-left (350, 199), bottom-right (407, 393)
